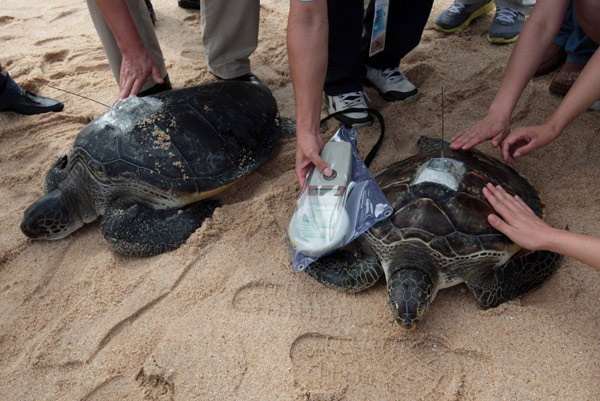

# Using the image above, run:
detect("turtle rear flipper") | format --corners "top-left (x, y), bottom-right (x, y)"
top-left (465, 250), bottom-right (563, 308)
top-left (304, 247), bottom-right (383, 293)
top-left (100, 200), bottom-right (220, 257)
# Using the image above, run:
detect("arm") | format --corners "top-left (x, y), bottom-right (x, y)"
top-left (287, 0), bottom-right (332, 187)
top-left (501, 47), bottom-right (600, 162)
top-left (450, 0), bottom-right (569, 151)
top-left (483, 183), bottom-right (600, 271)
top-left (93, 0), bottom-right (163, 99)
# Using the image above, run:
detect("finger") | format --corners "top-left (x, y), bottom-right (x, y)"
top-left (152, 66), bottom-right (164, 85)
top-left (130, 78), bottom-right (146, 98)
top-left (501, 140), bottom-right (517, 164)
top-left (487, 213), bottom-right (516, 237)
top-left (512, 140), bottom-right (537, 160)
top-left (460, 134), bottom-right (485, 150)
top-left (296, 168), bottom-right (306, 188)
top-left (513, 195), bottom-right (535, 214)
top-left (490, 132), bottom-right (506, 148)
top-left (450, 131), bottom-right (469, 149)
top-left (310, 154), bottom-right (332, 177)
top-left (119, 78), bottom-right (134, 100)
top-left (483, 185), bottom-right (516, 219)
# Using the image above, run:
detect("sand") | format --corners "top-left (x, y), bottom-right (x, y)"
top-left (1, 1), bottom-right (599, 400)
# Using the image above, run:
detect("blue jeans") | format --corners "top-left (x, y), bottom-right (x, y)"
top-left (554, 2), bottom-right (598, 64)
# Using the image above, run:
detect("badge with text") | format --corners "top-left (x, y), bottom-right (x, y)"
top-left (369, 0), bottom-right (389, 57)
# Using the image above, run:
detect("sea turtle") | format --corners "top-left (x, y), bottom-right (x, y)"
top-left (304, 137), bottom-right (562, 329)
top-left (21, 81), bottom-right (283, 256)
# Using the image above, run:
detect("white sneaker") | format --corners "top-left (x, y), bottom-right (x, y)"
top-left (323, 90), bottom-right (372, 127)
top-left (365, 66), bottom-right (420, 103)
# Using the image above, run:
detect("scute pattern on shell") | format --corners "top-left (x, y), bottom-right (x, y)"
top-left (370, 147), bottom-right (543, 258)
top-left (68, 82), bottom-right (280, 198)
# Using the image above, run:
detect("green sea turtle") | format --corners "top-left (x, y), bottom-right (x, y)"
top-left (305, 137), bottom-right (562, 329)
top-left (21, 81), bottom-right (283, 256)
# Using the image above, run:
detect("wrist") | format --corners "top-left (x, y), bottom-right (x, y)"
top-left (488, 98), bottom-right (513, 122)
top-left (542, 226), bottom-right (566, 253)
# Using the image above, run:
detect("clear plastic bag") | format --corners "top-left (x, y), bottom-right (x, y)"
top-left (287, 126), bottom-right (393, 272)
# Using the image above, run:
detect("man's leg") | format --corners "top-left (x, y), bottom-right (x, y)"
top-left (323, 0), bottom-right (371, 126)
top-left (201, 0), bottom-right (260, 80)
top-left (362, 0), bottom-right (433, 102)
top-left (86, 0), bottom-right (169, 93)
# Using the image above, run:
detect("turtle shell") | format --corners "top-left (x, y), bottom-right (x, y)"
top-left (369, 146), bottom-right (542, 258)
top-left (68, 81), bottom-right (280, 200)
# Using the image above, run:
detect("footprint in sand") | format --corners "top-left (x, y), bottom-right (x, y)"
top-left (290, 332), bottom-right (481, 400)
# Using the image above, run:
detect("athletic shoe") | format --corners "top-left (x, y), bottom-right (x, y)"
top-left (433, 0), bottom-right (494, 33)
top-left (365, 66), bottom-right (419, 102)
top-left (323, 91), bottom-right (372, 127)
top-left (487, 7), bottom-right (526, 44)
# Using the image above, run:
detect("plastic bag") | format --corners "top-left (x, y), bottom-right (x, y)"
top-left (287, 126), bottom-right (393, 272)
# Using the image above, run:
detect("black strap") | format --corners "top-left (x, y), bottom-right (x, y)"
top-left (319, 107), bottom-right (385, 168)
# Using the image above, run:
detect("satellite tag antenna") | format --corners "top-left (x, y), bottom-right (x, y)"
top-left (441, 86), bottom-right (445, 162)
top-left (47, 84), bottom-right (116, 111)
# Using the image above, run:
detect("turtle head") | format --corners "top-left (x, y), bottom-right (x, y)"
top-left (387, 269), bottom-right (435, 330)
top-left (21, 189), bottom-right (84, 240)
top-left (44, 155), bottom-right (69, 193)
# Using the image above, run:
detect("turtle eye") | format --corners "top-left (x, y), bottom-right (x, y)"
top-left (55, 155), bottom-right (68, 170)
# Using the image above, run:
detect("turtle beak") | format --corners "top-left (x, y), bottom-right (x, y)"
top-left (396, 318), bottom-right (417, 330)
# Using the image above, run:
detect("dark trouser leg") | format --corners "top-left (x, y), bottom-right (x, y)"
top-left (362, 0), bottom-right (434, 70)
top-left (324, 0), bottom-right (365, 96)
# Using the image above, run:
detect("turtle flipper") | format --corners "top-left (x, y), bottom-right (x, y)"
top-left (100, 200), bottom-right (220, 256)
top-left (466, 250), bottom-right (563, 308)
top-left (304, 247), bottom-right (383, 293)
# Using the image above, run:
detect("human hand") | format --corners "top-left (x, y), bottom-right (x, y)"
top-left (450, 113), bottom-right (510, 150)
top-left (500, 124), bottom-right (559, 163)
top-left (295, 130), bottom-right (332, 188)
top-left (118, 48), bottom-right (164, 100)
top-left (482, 183), bottom-right (553, 251)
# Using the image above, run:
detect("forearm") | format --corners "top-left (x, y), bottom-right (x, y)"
top-left (93, 0), bottom-right (145, 55)
top-left (545, 48), bottom-right (600, 133)
top-left (489, 2), bottom-right (567, 118)
top-left (545, 228), bottom-right (600, 271)
top-left (287, 1), bottom-right (328, 139)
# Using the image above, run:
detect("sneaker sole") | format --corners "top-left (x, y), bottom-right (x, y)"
top-left (433, 1), bottom-right (495, 34)
top-left (332, 114), bottom-right (373, 128)
top-left (487, 15), bottom-right (528, 44)
top-left (364, 80), bottom-right (420, 103)
top-left (487, 32), bottom-right (519, 44)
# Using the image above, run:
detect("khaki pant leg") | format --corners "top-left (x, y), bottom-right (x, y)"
top-left (200, 0), bottom-right (260, 79)
top-left (86, 0), bottom-right (168, 92)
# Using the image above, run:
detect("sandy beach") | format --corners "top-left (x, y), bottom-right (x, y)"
top-left (1, 0), bottom-right (599, 399)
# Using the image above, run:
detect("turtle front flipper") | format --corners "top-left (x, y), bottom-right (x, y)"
top-left (304, 246), bottom-right (383, 293)
top-left (465, 250), bottom-right (563, 308)
top-left (100, 200), bottom-right (221, 256)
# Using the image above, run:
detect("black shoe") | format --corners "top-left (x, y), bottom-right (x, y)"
top-left (217, 73), bottom-right (261, 85)
top-left (0, 90), bottom-right (64, 115)
top-left (178, 0), bottom-right (200, 10)
top-left (145, 0), bottom-right (157, 26)
top-left (138, 75), bottom-right (173, 97)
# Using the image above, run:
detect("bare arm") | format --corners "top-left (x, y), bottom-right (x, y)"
top-left (287, 0), bottom-right (332, 187)
top-left (501, 47), bottom-right (600, 162)
top-left (483, 183), bottom-right (600, 271)
top-left (450, 0), bottom-right (569, 150)
top-left (94, 0), bottom-right (163, 99)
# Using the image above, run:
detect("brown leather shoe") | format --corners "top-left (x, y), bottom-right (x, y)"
top-left (549, 61), bottom-right (585, 96)
top-left (535, 43), bottom-right (567, 77)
